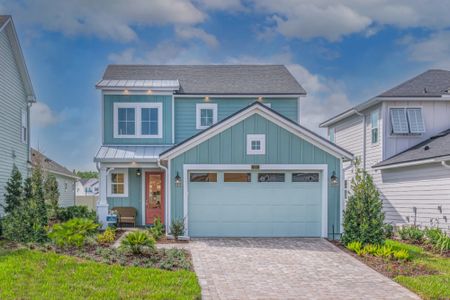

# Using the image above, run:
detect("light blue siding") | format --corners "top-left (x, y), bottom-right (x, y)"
top-left (107, 168), bottom-right (144, 225)
top-left (0, 28), bottom-right (30, 215)
top-left (174, 97), bottom-right (299, 143)
top-left (189, 171), bottom-right (322, 237)
top-left (170, 113), bottom-right (342, 238)
top-left (103, 95), bottom-right (172, 145)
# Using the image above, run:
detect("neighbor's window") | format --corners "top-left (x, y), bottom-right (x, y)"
top-left (406, 108), bottom-right (425, 134)
top-left (371, 110), bottom-right (379, 144)
top-left (258, 173), bottom-right (285, 182)
top-left (108, 170), bottom-right (128, 197)
top-left (64, 182), bottom-right (68, 192)
top-left (329, 127), bottom-right (335, 143)
top-left (190, 173), bottom-right (217, 182)
top-left (117, 107), bottom-right (135, 135)
top-left (247, 134), bottom-right (266, 155)
top-left (196, 103), bottom-right (218, 129)
top-left (21, 109), bottom-right (27, 143)
top-left (292, 173), bottom-right (319, 183)
top-left (114, 103), bottom-right (162, 138)
top-left (390, 107), bottom-right (425, 135)
top-left (224, 173), bottom-right (251, 182)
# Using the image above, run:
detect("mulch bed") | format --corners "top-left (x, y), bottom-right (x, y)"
top-left (157, 236), bottom-right (189, 244)
top-left (330, 240), bottom-right (438, 278)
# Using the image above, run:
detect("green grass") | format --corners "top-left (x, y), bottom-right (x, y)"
top-left (385, 239), bottom-right (450, 300)
top-left (0, 246), bottom-right (201, 300)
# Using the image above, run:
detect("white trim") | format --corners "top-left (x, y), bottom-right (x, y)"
top-left (246, 134), bottom-right (266, 155)
top-left (388, 106), bottom-right (425, 136)
top-left (182, 163), bottom-right (329, 238)
top-left (141, 169), bottom-right (146, 226)
top-left (262, 102), bottom-right (271, 108)
top-left (297, 96), bottom-right (301, 124)
top-left (167, 160), bottom-right (172, 234)
top-left (175, 94), bottom-right (304, 98)
top-left (99, 89), bottom-right (175, 94)
top-left (113, 102), bottom-right (163, 139)
top-left (373, 155), bottom-right (450, 170)
top-left (171, 94), bottom-right (175, 144)
top-left (100, 162), bottom-right (159, 168)
top-left (196, 103), bottom-right (218, 130)
top-left (107, 169), bottom-right (128, 197)
top-left (339, 158), bottom-right (344, 234)
top-left (161, 104), bottom-right (353, 160)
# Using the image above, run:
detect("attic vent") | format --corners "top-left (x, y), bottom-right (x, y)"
top-left (423, 87), bottom-right (428, 94)
top-left (424, 145), bottom-right (430, 151)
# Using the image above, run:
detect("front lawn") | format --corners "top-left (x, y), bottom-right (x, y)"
top-left (0, 245), bottom-right (201, 300)
top-left (387, 240), bottom-right (450, 300)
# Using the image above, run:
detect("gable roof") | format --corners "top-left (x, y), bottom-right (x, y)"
top-left (0, 15), bottom-right (35, 102)
top-left (31, 148), bottom-right (79, 180)
top-left (160, 101), bottom-right (353, 160)
top-left (373, 129), bottom-right (450, 169)
top-left (99, 65), bottom-right (306, 95)
top-left (320, 69), bottom-right (450, 128)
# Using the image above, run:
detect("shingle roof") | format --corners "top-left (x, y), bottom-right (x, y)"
top-left (373, 129), bottom-right (450, 168)
top-left (0, 15), bottom-right (10, 28)
top-left (101, 65), bottom-right (306, 95)
top-left (378, 69), bottom-right (450, 97)
top-left (31, 148), bottom-right (78, 179)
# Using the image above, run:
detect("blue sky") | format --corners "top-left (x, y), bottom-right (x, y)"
top-left (1, 0), bottom-right (450, 171)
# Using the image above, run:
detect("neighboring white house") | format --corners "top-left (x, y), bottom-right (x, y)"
top-left (320, 69), bottom-right (450, 232)
top-left (76, 178), bottom-right (99, 196)
top-left (0, 15), bottom-right (36, 215)
top-left (31, 148), bottom-right (79, 207)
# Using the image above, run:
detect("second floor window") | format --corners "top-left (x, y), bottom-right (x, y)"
top-left (196, 103), bottom-right (218, 129)
top-left (21, 109), bottom-right (27, 144)
top-left (371, 110), bottom-right (379, 144)
top-left (114, 103), bottom-right (162, 138)
top-left (390, 107), bottom-right (425, 135)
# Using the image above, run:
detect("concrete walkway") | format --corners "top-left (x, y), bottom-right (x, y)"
top-left (168, 238), bottom-right (419, 300)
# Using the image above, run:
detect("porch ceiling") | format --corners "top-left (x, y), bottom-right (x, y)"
top-left (94, 145), bottom-right (171, 163)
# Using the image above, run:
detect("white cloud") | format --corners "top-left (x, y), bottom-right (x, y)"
top-left (1, 0), bottom-right (205, 42)
top-left (175, 26), bottom-right (219, 47)
top-left (407, 31), bottom-right (450, 68)
top-left (31, 102), bottom-right (61, 127)
top-left (195, 0), bottom-right (244, 11)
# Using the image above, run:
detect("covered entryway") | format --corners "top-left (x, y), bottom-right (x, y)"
top-left (187, 168), bottom-right (325, 237)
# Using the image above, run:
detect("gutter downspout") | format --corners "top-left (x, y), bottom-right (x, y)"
top-left (355, 110), bottom-right (366, 170)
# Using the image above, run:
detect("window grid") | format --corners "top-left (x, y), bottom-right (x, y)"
top-left (200, 109), bottom-right (214, 127)
top-left (118, 108), bottom-right (136, 135)
top-left (141, 108), bottom-right (159, 136)
top-left (251, 140), bottom-right (261, 150)
top-left (407, 108), bottom-right (425, 133)
top-left (390, 108), bottom-right (409, 134)
top-left (111, 173), bottom-right (125, 194)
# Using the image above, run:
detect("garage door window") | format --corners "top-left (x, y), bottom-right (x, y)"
top-left (292, 173), bottom-right (319, 182)
top-left (258, 173), bottom-right (285, 182)
top-left (190, 173), bottom-right (217, 182)
top-left (224, 173), bottom-right (251, 182)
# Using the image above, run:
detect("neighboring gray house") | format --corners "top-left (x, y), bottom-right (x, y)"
top-left (31, 148), bottom-right (79, 207)
top-left (76, 178), bottom-right (99, 196)
top-left (0, 15), bottom-right (36, 214)
top-left (320, 69), bottom-right (450, 232)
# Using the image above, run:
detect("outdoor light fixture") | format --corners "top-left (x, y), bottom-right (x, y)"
top-left (147, 89), bottom-right (152, 94)
top-left (330, 171), bottom-right (338, 185)
top-left (136, 169), bottom-right (141, 176)
top-left (258, 96), bottom-right (263, 101)
top-left (175, 172), bottom-right (182, 187)
top-left (205, 96), bottom-right (210, 101)
top-left (124, 89), bottom-right (129, 94)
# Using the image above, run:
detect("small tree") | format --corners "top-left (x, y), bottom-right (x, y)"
top-left (31, 164), bottom-right (48, 229)
top-left (341, 159), bottom-right (385, 245)
top-left (44, 175), bottom-right (59, 219)
top-left (2, 165), bottom-right (23, 214)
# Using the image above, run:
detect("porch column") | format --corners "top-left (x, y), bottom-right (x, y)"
top-left (97, 166), bottom-right (109, 229)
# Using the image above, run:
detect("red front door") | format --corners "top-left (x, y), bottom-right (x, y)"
top-left (145, 172), bottom-right (165, 225)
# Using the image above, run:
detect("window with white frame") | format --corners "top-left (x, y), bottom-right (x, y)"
top-left (21, 109), bottom-right (27, 143)
top-left (247, 134), bottom-right (266, 155)
top-left (390, 107), bottom-right (425, 135)
top-left (371, 110), bottom-right (379, 144)
top-left (108, 169), bottom-right (128, 197)
top-left (196, 103), bottom-right (217, 129)
top-left (114, 103), bottom-right (162, 138)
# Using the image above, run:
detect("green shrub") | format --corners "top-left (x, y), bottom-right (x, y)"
top-left (44, 175), bottom-right (60, 220)
top-left (398, 225), bottom-right (424, 243)
top-left (375, 245), bottom-right (393, 259)
top-left (425, 227), bottom-right (444, 245)
top-left (57, 206), bottom-right (97, 222)
top-left (170, 218), bottom-right (185, 241)
top-left (393, 249), bottom-right (410, 261)
top-left (97, 227), bottom-right (116, 245)
top-left (48, 218), bottom-right (99, 248)
top-left (434, 231), bottom-right (450, 254)
top-left (346, 241), bottom-right (362, 253)
top-left (120, 231), bottom-right (155, 254)
top-left (341, 159), bottom-right (385, 245)
top-left (383, 223), bottom-right (394, 239)
top-left (149, 217), bottom-right (164, 241)
top-left (363, 244), bottom-right (379, 255)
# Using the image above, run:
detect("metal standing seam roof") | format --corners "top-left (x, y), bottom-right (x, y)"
top-left (373, 129), bottom-right (450, 168)
top-left (99, 65), bottom-right (306, 95)
top-left (96, 79), bottom-right (180, 90)
top-left (94, 145), bottom-right (172, 162)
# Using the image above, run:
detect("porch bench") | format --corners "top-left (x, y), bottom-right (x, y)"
top-left (112, 207), bottom-right (137, 227)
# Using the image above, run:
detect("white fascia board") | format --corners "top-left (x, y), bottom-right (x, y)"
top-left (174, 94), bottom-right (304, 98)
top-left (373, 155), bottom-right (450, 170)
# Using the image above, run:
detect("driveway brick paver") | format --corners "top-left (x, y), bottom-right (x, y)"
top-left (183, 238), bottom-right (419, 300)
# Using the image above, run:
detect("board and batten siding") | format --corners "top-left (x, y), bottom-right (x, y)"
top-left (169, 113), bottom-right (342, 238)
top-left (103, 95), bottom-right (173, 145)
top-left (380, 163), bottom-right (450, 232)
top-left (174, 97), bottom-right (299, 143)
top-left (54, 174), bottom-right (76, 208)
top-left (0, 28), bottom-right (30, 214)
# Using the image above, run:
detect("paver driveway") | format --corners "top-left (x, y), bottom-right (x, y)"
top-left (187, 238), bottom-right (419, 300)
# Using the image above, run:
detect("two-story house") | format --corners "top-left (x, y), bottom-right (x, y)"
top-left (94, 65), bottom-right (352, 238)
top-left (320, 69), bottom-right (450, 232)
top-left (0, 15), bottom-right (35, 214)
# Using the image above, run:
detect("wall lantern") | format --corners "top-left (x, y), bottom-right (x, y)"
top-left (175, 172), bottom-right (182, 187)
top-left (136, 169), bottom-right (141, 176)
top-left (330, 171), bottom-right (338, 185)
